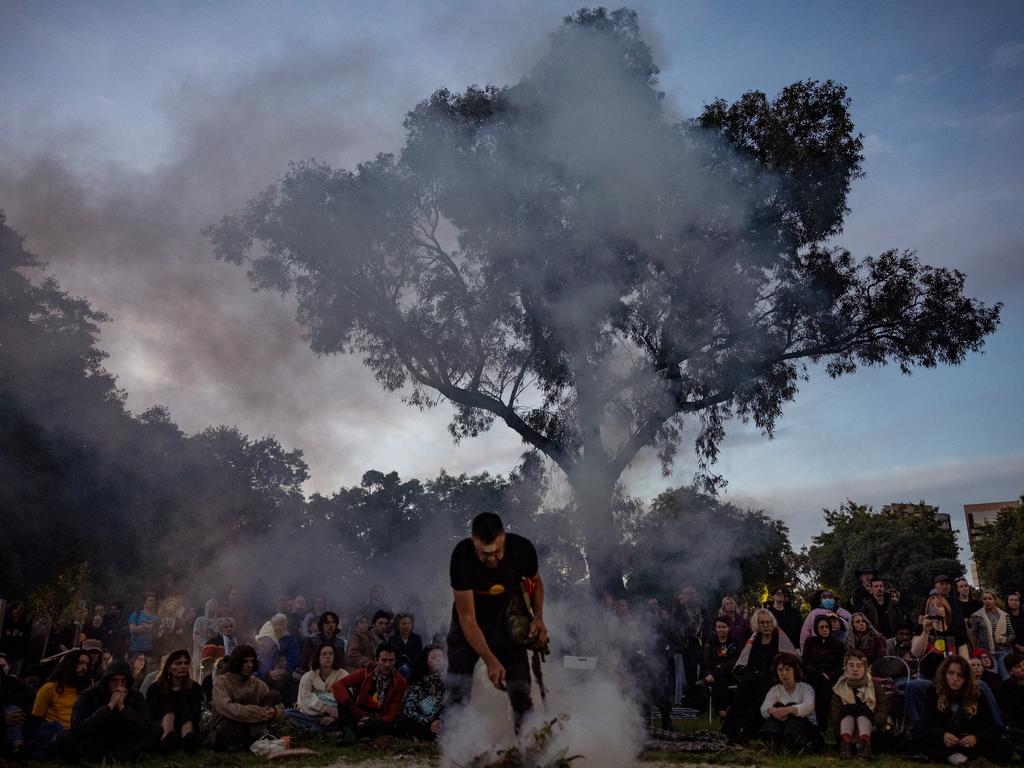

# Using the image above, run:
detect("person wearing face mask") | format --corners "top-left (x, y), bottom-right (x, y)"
top-left (800, 591), bottom-right (852, 647)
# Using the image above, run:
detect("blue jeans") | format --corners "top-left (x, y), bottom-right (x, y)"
top-left (27, 720), bottom-right (64, 760)
top-left (3, 705), bottom-right (24, 750)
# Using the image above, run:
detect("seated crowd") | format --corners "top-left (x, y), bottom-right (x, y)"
top-left (2, 571), bottom-right (1024, 763)
top-left (617, 569), bottom-right (1024, 763)
top-left (0, 585), bottom-right (443, 761)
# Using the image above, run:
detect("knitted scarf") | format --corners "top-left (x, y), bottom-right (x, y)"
top-left (832, 673), bottom-right (877, 711)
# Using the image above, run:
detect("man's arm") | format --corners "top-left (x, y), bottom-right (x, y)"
top-left (453, 590), bottom-right (504, 689)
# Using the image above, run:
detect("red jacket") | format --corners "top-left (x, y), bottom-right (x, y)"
top-left (331, 664), bottom-right (407, 723)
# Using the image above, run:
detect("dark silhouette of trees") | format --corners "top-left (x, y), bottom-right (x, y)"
top-left (805, 501), bottom-right (963, 608)
top-left (208, 8), bottom-right (1000, 593)
top-left (972, 498), bottom-right (1024, 596)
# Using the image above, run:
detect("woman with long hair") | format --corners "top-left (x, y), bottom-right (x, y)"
top-left (146, 649), bottom-right (202, 753)
top-left (919, 655), bottom-right (1010, 764)
top-left (286, 643), bottom-right (347, 732)
top-left (845, 612), bottom-right (887, 664)
top-left (397, 646), bottom-right (446, 741)
top-left (912, 594), bottom-right (970, 680)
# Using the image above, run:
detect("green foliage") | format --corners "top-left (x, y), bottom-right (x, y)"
top-left (29, 563), bottom-right (91, 630)
top-left (625, 486), bottom-right (796, 605)
top-left (207, 7), bottom-right (1000, 592)
top-left (973, 497), bottom-right (1024, 595)
top-left (805, 500), bottom-right (963, 607)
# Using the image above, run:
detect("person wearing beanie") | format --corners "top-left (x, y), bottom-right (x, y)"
top-left (55, 659), bottom-right (153, 763)
top-left (210, 644), bottom-right (282, 751)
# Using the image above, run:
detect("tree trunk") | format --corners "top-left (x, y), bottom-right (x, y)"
top-left (568, 463), bottom-right (624, 598)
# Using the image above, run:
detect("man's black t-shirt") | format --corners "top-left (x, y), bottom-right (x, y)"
top-left (450, 533), bottom-right (538, 632)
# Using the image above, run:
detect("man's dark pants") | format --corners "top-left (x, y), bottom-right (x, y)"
top-left (446, 618), bottom-right (532, 727)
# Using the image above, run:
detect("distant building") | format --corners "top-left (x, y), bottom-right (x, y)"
top-left (964, 500), bottom-right (1018, 585)
top-left (882, 502), bottom-right (952, 531)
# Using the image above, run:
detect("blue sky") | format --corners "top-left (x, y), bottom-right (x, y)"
top-left (1, 1), bottom-right (1021, 566)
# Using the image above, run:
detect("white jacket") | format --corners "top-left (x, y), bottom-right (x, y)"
top-left (296, 667), bottom-right (348, 716)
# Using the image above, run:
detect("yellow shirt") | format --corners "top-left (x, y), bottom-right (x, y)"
top-left (31, 682), bottom-right (78, 728)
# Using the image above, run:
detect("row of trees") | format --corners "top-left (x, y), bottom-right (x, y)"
top-left (3, 200), bottom-right (1015, 613)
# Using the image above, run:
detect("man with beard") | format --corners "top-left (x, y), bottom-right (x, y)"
top-left (332, 644), bottom-right (407, 744)
top-left (0, 653), bottom-right (34, 759)
top-left (446, 512), bottom-right (547, 732)
top-left (211, 644), bottom-right (283, 751)
top-left (26, 650), bottom-right (91, 759)
top-left (56, 660), bottom-right (152, 763)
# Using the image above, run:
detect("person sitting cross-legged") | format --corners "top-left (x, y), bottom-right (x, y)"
top-left (829, 649), bottom-right (888, 760)
top-left (146, 649), bottom-right (203, 753)
top-left (397, 646), bottom-right (446, 741)
top-left (759, 652), bottom-right (820, 754)
top-left (285, 643), bottom-right (348, 733)
top-left (918, 655), bottom-right (1011, 765)
top-left (55, 660), bottom-right (153, 764)
top-left (26, 649), bottom-right (92, 760)
top-left (210, 645), bottom-right (283, 751)
top-left (332, 643), bottom-right (407, 744)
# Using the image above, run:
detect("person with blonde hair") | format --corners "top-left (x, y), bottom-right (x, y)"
top-left (970, 590), bottom-right (1016, 679)
top-left (829, 649), bottom-right (888, 759)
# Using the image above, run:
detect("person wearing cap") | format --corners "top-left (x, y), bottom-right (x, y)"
top-left (210, 644), bottom-right (282, 751)
top-left (80, 639), bottom-right (106, 684)
top-left (847, 567), bottom-right (874, 612)
top-left (56, 659), bottom-right (153, 763)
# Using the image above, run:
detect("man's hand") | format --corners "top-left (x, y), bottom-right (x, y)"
top-left (269, 669), bottom-right (284, 681)
top-left (943, 732), bottom-right (959, 748)
top-left (529, 617), bottom-right (548, 648)
top-left (262, 706), bottom-right (277, 721)
top-left (325, 706), bottom-right (339, 719)
top-left (704, 674), bottom-right (714, 685)
top-left (108, 687), bottom-right (127, 711)
top-left (358, 716), bottom-right (369, 726)
top-left (430, 719), bottom-right (442, 735)
top-left (959, 735), bottom-right (977, 749)
top-left (486, 657), bottom-right (507, 690)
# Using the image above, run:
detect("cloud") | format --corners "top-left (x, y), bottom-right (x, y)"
top-left (725, 452), bottom-right (1024, 551)
top-left (991, 41), bottom-right (1024, 69)
top-left (892, 72), bottom-right (916, 84)
top-left (0, 38), bottom-right (537, 495)
top-left (861, 132), bottom-right (893, 157)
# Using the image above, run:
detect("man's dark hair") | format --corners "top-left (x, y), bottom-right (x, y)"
top-left (375, 642), bottom-right (398, 659)
top-left (308, 642), bottom-right (341, 671)
top-left (228, 644), bottom-right (258, 674)
top-left (471, 512), bottom-right (505, 543)
top-left (50, 650), bottom-right (91, 694)
top-left (870, 577), bottom-right (885, 587)
top-left (318, 611), bottom-right (340, 636)
top-left (773, 652), bottom-right (804, 682)
top-left (371, 610), bottom-right (392, 625)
